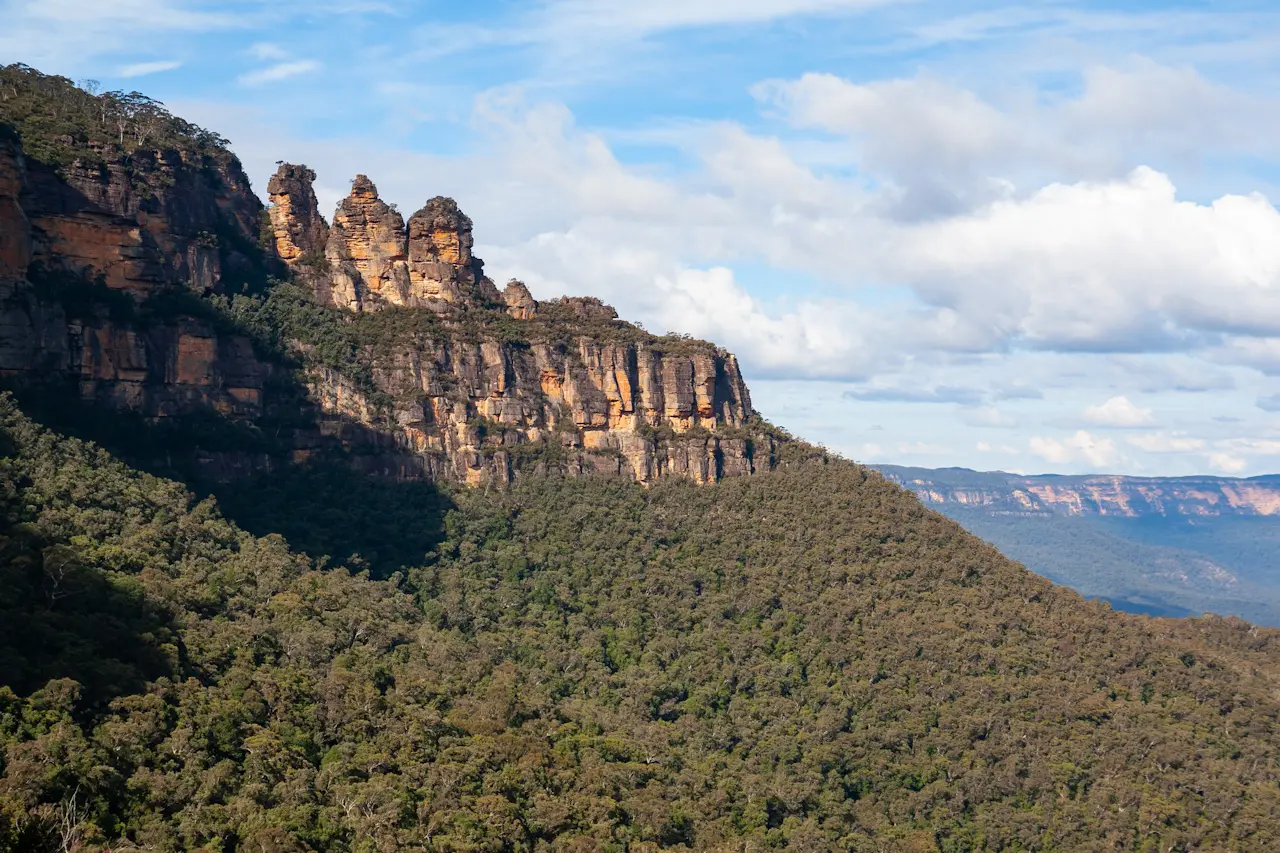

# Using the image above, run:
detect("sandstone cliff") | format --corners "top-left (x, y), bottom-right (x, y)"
top-left (0, 104), bottom-right (776, 486)
top-left (876, 465), bottom-right (1280, 518)
top-left (254, 161), bottom-right (771, 484)
top-left (0, 124), bottom-right (273, 421)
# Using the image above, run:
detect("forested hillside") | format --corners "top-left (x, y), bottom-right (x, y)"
top-left (4, 396), bottom-right (1280, 851)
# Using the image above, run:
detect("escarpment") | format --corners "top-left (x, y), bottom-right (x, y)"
top-left (0, 81), bottom-right (779, 486)
top-left (262, 162), bottom-right (770, 484)
top-left (0, 123), bottom-right (273, 422)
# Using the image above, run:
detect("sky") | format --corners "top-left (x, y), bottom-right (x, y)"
top-left (4, 0), bottom-right (1280, 477)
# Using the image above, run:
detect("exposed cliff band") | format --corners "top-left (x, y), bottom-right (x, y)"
top-left (0, 130), bottom-right (775, 486)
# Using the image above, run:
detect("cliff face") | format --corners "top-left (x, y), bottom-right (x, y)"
top-left (0, 127), bottom-right (30, 282)
top-left (876, 465), bottom-right (1280, 518)
top-left (259, 161), bottom-right (768, 484)
top-left (0, 127), bottom-right (272, 420)
top-left (307, 333), bottom-right (761, 485)
top-left (21, 144), bottom-right (264, 296)
top-left (0, 135), bottom-right (771, 485)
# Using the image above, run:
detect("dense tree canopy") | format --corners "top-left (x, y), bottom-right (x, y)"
top-left (4, 396), bottom-right (1280, 852)
top-left (0, 64), bottom-right (232, 168)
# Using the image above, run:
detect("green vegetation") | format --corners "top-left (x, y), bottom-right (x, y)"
top-left (0, 63), bottom-right (232, 169)
top-left (4, 396), bottom-right (1280, 851)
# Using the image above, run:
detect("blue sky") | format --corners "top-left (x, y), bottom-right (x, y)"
top-left (5, 0), bottom-right (1280, 476)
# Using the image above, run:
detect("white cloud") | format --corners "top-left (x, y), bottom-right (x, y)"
top-left (1083, 396), bottom-right (1155, 427)
top-left (0, 0), bottom-right (237, 70)
top-left (962, 406), bottom-right (1019, 428)
top-left (756, 61), bottom-right (1280, 213)
top-left (1215, 438), bottom-right (1280, 455)
top-left (249, 42), bottom-right (291, 61)
top-left (1127, 433), bottom-right (1205, 453)
top-left (1209, 452), bottom-right (1248, 474)
top-left (1029, 431), bottom-right (1121, 468)
top-left (897, 441), bottom-right (951, 455)
top-left (238, 60), bottom-right (322, 86)
top-left (879, 169), bottom-right (1280, 351)
top-left (118, 59), bottom-right (182, 78)
top-left (542, 0), bottom-right (899, 35)
top-left (976, 441), bottom-right (1019, 454)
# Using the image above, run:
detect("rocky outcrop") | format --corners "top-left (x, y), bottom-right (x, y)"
top-left (299, 333), bottom-right (764, 485)
top-left (267, 163), bottom-right (328, 263)
top-left (0, 126), bottom-right (773, 486)
top-left (18, 142), bottom-right (264, 296)
top-left (876, 465), bottom-right (1280, 518)
top-left (0, 276), bottom-right (270, 420)
top-left (406, 196), bottom-right (496, 304)
top-left (502, 280), bottom-right (536, 319)
top-left (0, 126), bottom-right (272, 420)
top-left (272, 168), bottom-right (503, 312)
top-left (323, 175), bottom-right (412, 310)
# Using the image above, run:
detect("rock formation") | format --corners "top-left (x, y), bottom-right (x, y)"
top-left (407, 196), bottom-right (498, 304)
top-left (304, 332), bottom-right (761, 485)
top-left (877, 465), bottom-right (1280, 517)
top-left (267, 163), bottom-right (328, 263)
top-left (0, 128), bottom-right (776, 486)
top-left (0, 125), bottom-right (271, 421)
top-left (323, 174), bottom-right (412, 310)
top-left (502, 280), bottom-right (536, 319)
top-left (15, 141), bottom-right (263, 296)
top-left (268, 166), bottom-right (506, 312)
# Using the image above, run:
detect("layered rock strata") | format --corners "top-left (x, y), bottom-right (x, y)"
top-left (267, 163), bottom-right (328, 262)
top-left (1, 140), bottom-right (772, 485)
top-left (0, 126), bottom-right (271, 420)
top-left (272, 166), bottom-right (502, 311)
top-left (19, 139), bottom-right (263, 295)
top-left (304, 333), bottom-right (762, 485)
top-left (877, 466), bottom-right (1280, 518)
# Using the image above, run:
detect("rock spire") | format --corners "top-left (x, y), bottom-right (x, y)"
top-left (266, 163), bottom-right (328, 263)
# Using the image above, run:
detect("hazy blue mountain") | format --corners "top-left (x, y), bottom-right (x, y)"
top-left (875, 465), bottom-right (1280, 626)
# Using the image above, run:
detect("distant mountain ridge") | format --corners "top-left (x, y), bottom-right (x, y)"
top-left (874, 464), bottom-right (1280, 625)
top-left (876, 464), bottom-right (1280, 517)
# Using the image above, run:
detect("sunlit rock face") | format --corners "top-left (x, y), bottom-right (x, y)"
top-left (267, 163), bottom-right (328, 264)
top-left (2, 139), bottom-right (773, 486)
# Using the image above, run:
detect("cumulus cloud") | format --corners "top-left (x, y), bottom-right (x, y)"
top-left (1082, 396), bottom-right (1155, 427)
top-left (755, 61), bottom-right (1280, 215)
top-left (1029, 431), bottom-right (1121, 468)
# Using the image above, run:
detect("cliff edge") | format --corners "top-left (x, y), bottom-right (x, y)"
top-left (0, 66), bottom-right (784, 486)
